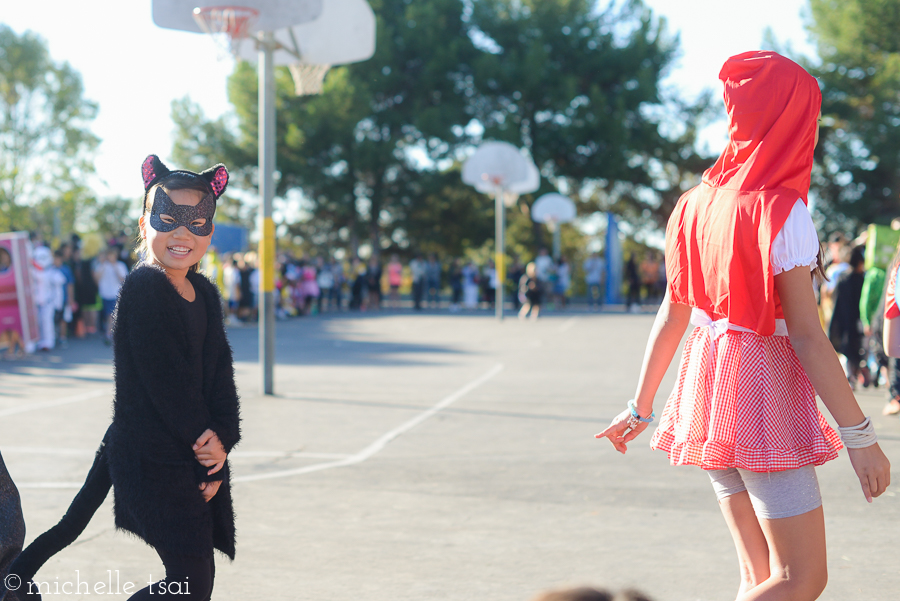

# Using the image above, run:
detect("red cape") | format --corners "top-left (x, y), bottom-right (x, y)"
top-left (666, 51), bottom-right (821, 335)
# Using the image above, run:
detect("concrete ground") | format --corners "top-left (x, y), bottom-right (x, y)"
top-left (1, 308), bottom-right (898, 601)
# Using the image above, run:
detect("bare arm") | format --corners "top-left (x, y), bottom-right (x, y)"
top-left (776, 265), bottom-right (890, 501)
top-left (777, 266), bottom-right (865, 426)
top-left (884, 315), bottom-right (900, 358)
top-left (596, 289), bottom-right (691, 452)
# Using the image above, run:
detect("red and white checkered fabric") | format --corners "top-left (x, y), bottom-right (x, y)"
top-left (650, 326), bottom-right (842, 472)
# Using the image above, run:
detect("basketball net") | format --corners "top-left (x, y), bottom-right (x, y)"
top-left (288, 63), bottom-right (331, 96)
top-left (193, 6), bottom-right (259, 59)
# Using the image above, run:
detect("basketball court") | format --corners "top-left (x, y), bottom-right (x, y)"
top-left (2, 311), bottom-right (898, 600)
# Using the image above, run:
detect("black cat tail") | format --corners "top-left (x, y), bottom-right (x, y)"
top-left (7, 428), bottom-right (112, 596)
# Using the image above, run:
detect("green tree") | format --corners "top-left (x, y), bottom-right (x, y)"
top-left (172, 0), bottom-right (710, 259)
top-left (807, 0), bottom-right (900, 230)
top-left (172, 0), bottom-right (481, 257)
top-left (0, 25), bottom-right (99, 238)
top-left (469, 0), bottom-right (713, 241)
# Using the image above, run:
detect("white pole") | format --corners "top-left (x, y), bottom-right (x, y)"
top-left (552, 224), bottom-right (561, 260)
top-left (259, 32), bottom-right (276, 395)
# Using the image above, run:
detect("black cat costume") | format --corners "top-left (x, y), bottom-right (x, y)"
top-left (4, 156), bottom-right (240, 601)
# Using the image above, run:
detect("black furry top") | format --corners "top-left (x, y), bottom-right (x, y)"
top-left (108, 264), bottom-right (241, 559)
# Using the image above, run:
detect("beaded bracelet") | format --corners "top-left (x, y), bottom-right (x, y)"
top-left (627, 399), bottom-right (654, 424)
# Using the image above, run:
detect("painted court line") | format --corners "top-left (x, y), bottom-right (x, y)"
top-left (558, 317), bottom-right (578, 332)
top-left (14, 365), bottom-right (503, 489)
top-left (0, 389), bottom-right (110, 418)
top-left (233, 363), bottom-right (505, 483)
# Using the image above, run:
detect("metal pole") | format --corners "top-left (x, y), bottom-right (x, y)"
top-left (552, 224), bottom-right (561, 260)
top-left (495, 189), bottom-right (504, 321)
top-left (258, 33), bottom-right (276, 395)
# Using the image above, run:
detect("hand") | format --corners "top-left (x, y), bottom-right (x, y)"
top-left (595, 408), bottom-right (649, 454)
top-left (193, 429), bottom-right (227, 476)
top-left (198, 480), bottom-right (221, 502)
top-left (847, 443), bottom-right (891, 503)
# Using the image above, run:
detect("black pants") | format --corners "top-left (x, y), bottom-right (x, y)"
top-left (412, 280), bottom-right (425, 309)
top-left (128, 551), bottom-right (215, 601)
top-left (888, 357), bottom-right (900, 399)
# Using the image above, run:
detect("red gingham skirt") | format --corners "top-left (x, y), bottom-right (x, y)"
top-left (650, 326), bottom-right (842, 472)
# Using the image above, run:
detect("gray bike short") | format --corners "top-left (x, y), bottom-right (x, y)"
top-left (707, 465), bottom-right (822, 519)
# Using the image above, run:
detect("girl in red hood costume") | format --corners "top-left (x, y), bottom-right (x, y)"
top-left (597, 52), bottom-right (890, 600)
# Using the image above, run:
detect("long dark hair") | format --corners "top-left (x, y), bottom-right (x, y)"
top-left (137, 173), bottom-right (213, 274)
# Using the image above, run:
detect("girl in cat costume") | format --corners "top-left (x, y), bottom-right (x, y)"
top-left (7, 156), bottom-right (241, 601)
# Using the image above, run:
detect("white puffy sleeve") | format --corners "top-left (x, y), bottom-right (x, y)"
top-left (770, 199), bottom-right (819, 275)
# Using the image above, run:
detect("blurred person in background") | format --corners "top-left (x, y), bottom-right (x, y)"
top-left (462, 260), bottom-right (480, 309)
top-left (534, 247), bottom-right (554, 285)
top-left (860, 251), bottom-right (886, 387)
top-left (426, 253), bottom-right (442, 307)
top-left (583, 251), bottom-right (605, 311)
top-left (829, 246), bottom-right (868, 388)
top-left (640, 252), bottom-right (661, 304)
top-left (330, 257), bottom-right (345, 310)
top-left (366, 256), bottom-right (383, 310)
top-left (76, 234), bottom-right (104, 335)
top-left (820, 234), bottom-right (850, 325)
top-left (555, 256), bottom-right (571, 308)
top-left (52, 249), bottom-right (74, 348)
top-left (448, 258), bottom-right (463, 312)
top-left (625, 254), bottom-right (641, 312)
top-left (482, 258), bottom-right (497, 309)
top-left (350, 259), bottom-right (367, 310)
top-left (507, 256), bottom-right (525, 312)
top-left (94, 247), bottom-right (128, 344)
top-left (316, 257), bottom-right (334, 313)
top-left (298, 259), bottom-right (320, 315)
top-left (410, 253), bottom-right (427, 310)
top-left (237, 252), bottom-right (257, 322)
top-left (222, 253), bottom-right (240, 324)
top-left (387, 254), bottom-right (403, 308)
top-left (518, 262), bottom-right (543, 320)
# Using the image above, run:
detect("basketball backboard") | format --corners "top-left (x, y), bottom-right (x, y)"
top-left (532, 193), bottom-right (577, 223)
top-left (462, 142), bottom-right (533, 192)
top-left (234, 0), bottom-right (376, 66)
top-left (152, 0), bottom-right (323, 35)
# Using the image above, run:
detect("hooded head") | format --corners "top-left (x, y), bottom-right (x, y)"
top-left (703, 51), bottom-right (821, 202)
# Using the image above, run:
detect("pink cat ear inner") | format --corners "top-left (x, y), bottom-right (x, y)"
top-left (141, 155), bottom-right (169, 190)
top-left (209, 166), bottom-right (229, 198)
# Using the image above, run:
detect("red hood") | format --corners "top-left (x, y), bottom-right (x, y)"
top-left (703, 51), bottom-right (821, 203)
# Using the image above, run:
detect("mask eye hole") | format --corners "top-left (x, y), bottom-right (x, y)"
top-left (191, 219), bottom-right (207, 228)
top-left (160, 214), bottom-right (176, 224)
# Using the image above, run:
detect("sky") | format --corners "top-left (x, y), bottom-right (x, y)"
top-left (2, 0), bottom-right (818, 201)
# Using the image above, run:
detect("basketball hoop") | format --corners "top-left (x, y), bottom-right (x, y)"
top-left (288, 63), bottom-right (331, 96)
top-left (192, 5), bottom-right (259, 58)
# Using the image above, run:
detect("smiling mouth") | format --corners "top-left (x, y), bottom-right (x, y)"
top-left (168, 246), bottom-right (192, 257)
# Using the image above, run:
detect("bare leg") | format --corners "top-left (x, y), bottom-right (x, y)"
top-left (739, 506), bottom-right (827, 601)
top-left (718, 491), bottom-right (770, 598)
top-left (518, 302), bottom-right (531, 319)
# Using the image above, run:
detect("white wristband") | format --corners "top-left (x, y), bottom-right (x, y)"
top-left (837, 416), bottom-right (878, 449)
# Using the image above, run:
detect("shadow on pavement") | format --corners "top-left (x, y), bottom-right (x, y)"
top-left (0, 312), bottom-right (470, 372)
top-left (227, 313), bottom-right (468, 366)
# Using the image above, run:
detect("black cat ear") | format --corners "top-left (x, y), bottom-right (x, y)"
top-left (200, 164), bottom-right (229, 199)
top-left (141, 155), bottom-right (170, 190)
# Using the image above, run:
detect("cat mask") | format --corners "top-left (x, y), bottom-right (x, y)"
top-left (149, 187), bottom-right (216, 236)
top-left (140, 154), bottom-right (229, 236)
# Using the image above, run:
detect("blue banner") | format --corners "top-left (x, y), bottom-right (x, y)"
top-left (605, 213), bottom-right (623, 305)
top-left (211, 223), bottom-right (249, 255)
